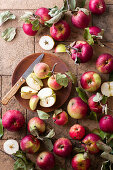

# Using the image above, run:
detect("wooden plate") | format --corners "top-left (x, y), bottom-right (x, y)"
top-left (12, 53), bottom-right (72, 112)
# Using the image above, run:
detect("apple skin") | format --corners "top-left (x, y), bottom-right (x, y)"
top-left (89, 26), bottom-right (101, 36)
top-left (99, 115), bottom-right (113, 133)
top-left (70, 41), bottom-right (93, 63)
top-left (2, 110), bottom-right (25, 131)
top-left (89, 0), bottom-right (106, 15)
top-left (69, 124), bottom-right (85, 140)
top-left (50, 20), bottom-right (71, 41)
top-left (23, 23), bottom-right (37, 36)
top-left (71, 153), bottom-right (90, 170)
top-left (53, 111), bottom-right (68, 125)
top-left (67, 97), bottom-right (88, 119)
top-left (72, 10), bottom-right (91, 29)
top-left (20, 135), bottom-right (40, 154)
top-left (48, 75), bottom-right (63, 91)
top-left (53, 138), bottom-right (72, 157)
top-left (28, 117), bottom-right (45, 134)
top-left (96, 53), bottom-right (113, 74)
top-left (55, 44), bottom-right (66, 53)
top-left (36, 151), bottom-right (55, 170)
top-left (82, 133), bottom-right (100, 154)
top-left (34, 62), bottom-right (50, 79)
top-left (29, 95), bottom-right (39, 110)
top-left (80, 71), bottom-right (101, 92)
top-left (35, 7), bottom-right (51, 24)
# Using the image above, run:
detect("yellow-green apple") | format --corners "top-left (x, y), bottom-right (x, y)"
top-left (35, 7), bottom-right (51, 24)
top-left (70, 41), bottom-right (93, 63)
top-left (23, 23), bottom-right (37, 36)
top-left (47, 75), bottom-right (63, 91)
top-left (72, 9), bottom-right (91, 29)
top-left (29, 95), bottom-right (39, 110)
top-left (89, 0), bottom-right (106, 15)
top-left (39, 35), bottom-right (55, 50)
top-left (55, 44), bottom-right (66, 53)
top-left (50, 20), bottom-right (71, 41)
top-left (53, 138), bottom-right (72, 157)
top-left (36, 151), bottom-right (55, 170)
top-left (20, 134), bottom-right (40, 154)
top-left (69, 124), bottom-right (85, 140)
top-left (21, 86), bottom-right (38, 99)
top-left (96, 53), bottom-right (113, 74)
top-left (82, 133), bottom-right (100, 154)
top-left (34, 62), bottom-right (50, 79)
top-left (99, 115), bottom-right (113, 133)
top-left (28, 117), bottom-right (45, 134)
top-left (2, 110), bottom-right (25, 131)
top-left (80, 71), bottom-right (101, 92)
top-left (71, 153), bottom-right (90, 170)
top-left (101, 82), bottom-right (113, 97)
top-left (53, 111), bottom-right (68, 125)
top-left (67, 97), bottom-right (88, 119)
top-left (38, 87), bottom-right (56, 107)
top-left (26, 73), bottom-right (43, 91)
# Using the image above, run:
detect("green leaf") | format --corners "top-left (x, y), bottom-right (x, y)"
top-left (14, 158), bottom-right (26, 170)
top-left (54, 109), bottom-right (63, 116)
top-left (0, 11), bottom-right (16, 26)
top-left (109, 71), bottom-right (113, 81)
top-left (45, 129), bottom-right (55, 138)
top-left (88, 111), bottom-right (98, 121)
top-left (2, 27), bottom-right (16, 41)
top-left (93, 92), bottom-right (103, 102)
top-left (56, 73), bottom-right (69, 87)
top-left (80, 0), bottom-right (86, 8)
top-left (20, 11), bottom-right (33, 23)
top-left (37, 110), bottom-right (50, 119)
top-left (101, 96), bottom-right (108, 105)
top-left (65, 71), bottom-right (76, 84)
top-left (31, 19), bottom-right (40, 31)
top-left (0, 118), bottom-right (3, 138)
top-left (13, 150), bottom-right (28, 164)
top-left (48, 6), bottom-right (59, 17)
top-left (84, 28), bottom-right (94, 45)
top-left (76, 87), bottom-right (88, 103)
top-left (101, 160), bottom-right (111, 170)
top-left (44, 138), bottom-right (53, 151)
top-left (69, 0), bottom-right (77, 11)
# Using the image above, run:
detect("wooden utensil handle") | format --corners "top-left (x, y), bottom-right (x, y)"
top-left (1, 77), bottom-right (25, 105)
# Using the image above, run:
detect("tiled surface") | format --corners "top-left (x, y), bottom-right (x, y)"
top-left (0, 0), bottom-right (113, 170)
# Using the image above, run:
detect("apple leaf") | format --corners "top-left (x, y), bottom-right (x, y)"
top-left (20, 11), bottom-right (33, 23)
top-left (84, 28), bottom-right (94, 45)
top-left (45, 129), bottom-right (55, 138)
top-left (69, 0), bottom-right (77, 11)
top-left (56, 73), bottom-right (69, 87)
top-left (80, 0), bottom-right (86, 8)
top-left (109, 71), bottom-right (113, 82)
top-left (0, 11), bottom-right (16, 26)
top-left (14, 158), bottom-right (26, 170)
top-left (76, 87), bottom-right (88, 103)
top-left (65, 71), bottom-right (77, 84)
top-left (93, 92), bottom-right (103, 102)
top-left (2, 27), bottom-right (16, 41)
top-left (101, 160), bottom-right (112, 170)
top-left (37, 110), bottom-right (50, 119)
top-left (101, 96), bottom-right (108, 105)
top-left (88, 111), bottom-right (98, 121)
top-left (73, 147), bottom-right (85, 153)
top-left (54, 109), bottom-right (63, 116)
top-left (31, 19), bottom-right (40, 31)
top-left (0, 118), bottom-right (3, 138)
top-left (43, 138), bottom-right (53, 151)
top-left (48, 6), bottom-right (60, 17)
top-left (101, 152), bottom-right (113, 164)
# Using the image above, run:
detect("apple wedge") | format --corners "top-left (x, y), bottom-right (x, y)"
top-left (29, 95), bottom-right (39, 110)
top-left (21, 86), bottom-right (38, 99)
top-left (101, 82), bottom-right (113, 97)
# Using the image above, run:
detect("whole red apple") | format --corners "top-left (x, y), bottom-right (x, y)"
top-left (28, 117), bottom-right (45, 134)
top-left (80, 71), bottom-right (101, 92)
top-left (96, 53), bottom-right (113, 74)
top-left (35, 7), bottom-right (51, 24)
top-left (69, 124), bottom-right (85, 140)
top-left (53, 138), bottom-right (72, 157)
top-left (53, 111), bottom-right (68, 125)
top-left (70, 41), bottom-right (93, 63)
top-left (48, 75), bottom-right (63, 91)
top-left (23, 23), bottom-right (37, 36)
top-left (99, 115), bottom-right (113, 133)
top-left (89, 0), bottom-right (106, 15)
top-left (50, 20), bottom-right (71, 41)
top-left (72, 9), bottom-right (91, 29)
top-left (2, 110), bottom-right (25, 131)
top-left (89, 26), bottom-right (102, 36)
top-left (20, 135), bottom-right (40, 154)
top-left (36, 151), bottom-right (55, 170)
top-left (71, 153), bottom-right (90, 170)
top-left (82, 133), bottom-right (100, 154)
top-left (67, 97), bottom-right (88, 119)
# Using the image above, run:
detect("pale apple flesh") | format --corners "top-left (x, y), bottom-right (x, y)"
top-left (39, 35), bottom-right (55, 50)
top-left (101, 82), bottom-right (113, 97)
top-left (48, 75), bottom-right (63, 91)
top-left (55, 44), bottom-right (66, 53)
top-left (21, 86), bottom-right (38, 99)
top-left (29, 95), bottom-right (39, 110)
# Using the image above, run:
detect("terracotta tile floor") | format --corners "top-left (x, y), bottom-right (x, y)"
top-left (0, 0), bottom-right (113, 169)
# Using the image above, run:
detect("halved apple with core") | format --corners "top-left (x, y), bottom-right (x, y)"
top-left (21, 86), bottom-right (38, 99)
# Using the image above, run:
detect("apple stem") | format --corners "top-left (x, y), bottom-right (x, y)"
top-left (66, 45), bottom-right (79, 52)
top-left (51, 63), bottom-right (57, 78)
top-left (0, 149), bottom-right (16, 160)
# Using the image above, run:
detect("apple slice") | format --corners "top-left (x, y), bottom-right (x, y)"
top-left (101, 82), bottom-right (113, 97)
top-left (21, 86), bottom-right (38, 99)
top-left (3, 139), bottom-right (19, 155)
top-left (38, 88), bottom-right (56, 107)
top-left (39, 35), bottom-right (55, 50)
top-left (26, 73), bottom-right (43, 91)
top-left (55, 44), bottom-right (66, 53)
top-left (29, 95), bottom-right (39, 110)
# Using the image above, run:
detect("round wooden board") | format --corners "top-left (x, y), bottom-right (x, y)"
top-left (12, 53), bottom-right (72, 112)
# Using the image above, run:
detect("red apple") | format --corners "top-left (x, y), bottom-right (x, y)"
top-left (80, 71), bottom-right (101, 92)
top-left (99, 115), bottom-right (113, 133)
top-left (82, 133), bottom-right (100, 154)
top-left (72, 9), bottom-right (91, 29)
top-left (23, 23), bottom-right (37, 36)
top-left (53, 138), bottom-right (72, 157)
top-left (35, 7), bottom-right (51, 24)
top-left (89, 26), bottom-right (102, 36)
top-left (20, 135), bottom-right (40, 154)
top-left (67, 97), bottom-right (88, 119)
top-left (50, 20), bottom-right (71, 41)
top-left (2, 110), bottom-right (25, 131)
top-left (96, 53), bottom-right (113, 74)
top-left (69, 124), bottom-right (85, 140)
top-left (71, 153), bottom-right (90, 170)
top-left (48, 75), bottom-right (63, 91)
top-left (89, 0), bottom-right (106, 15)
top-left (70, 41), bottom-right (93, 63)
top-left (53, 111), bottom-right (68, 125)
top-left (36, 151), bottom-right (55, 170)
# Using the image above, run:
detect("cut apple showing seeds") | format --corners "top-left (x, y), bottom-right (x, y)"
top-left (39, 35), bottom-right (55, 50)
top-left (29, 95), bottom-right (39, 110)
top-left (21, 86), bottom-right (38, 99)
top-left (101, 82), bottom-right (113, 97)
top-left (3, 139), bottom-right (19, 155)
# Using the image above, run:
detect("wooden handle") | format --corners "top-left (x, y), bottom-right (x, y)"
top-left (1, 77), bottom-right (25, 105)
